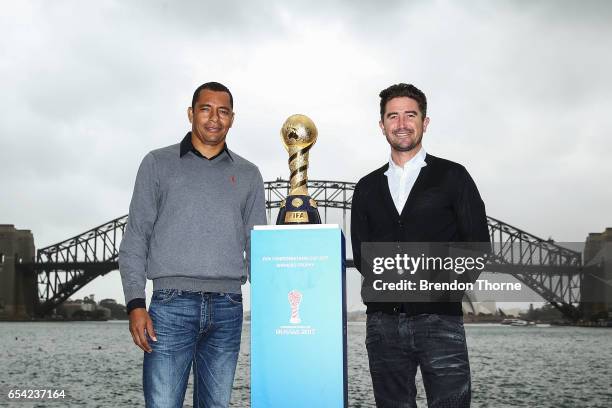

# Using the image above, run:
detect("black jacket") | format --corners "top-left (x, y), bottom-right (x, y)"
top-left (351, 153), bottom-right (490, 315)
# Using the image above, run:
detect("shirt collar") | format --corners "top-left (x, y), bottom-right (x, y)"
top-left (385, 146), bottom-right (427, 174)
top-left (179, 132), bottom-right (233, 161)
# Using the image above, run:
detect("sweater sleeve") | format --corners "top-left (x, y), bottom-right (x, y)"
top-left (243, 168), bottom-right (267, 282)
top-left (350, 181), bottom-right (369, 275)
top-left (453, 167), bottom-right (491, 285)
top-left (454, 167), bottom-right (490, 243)
top-left (119, 152), bottom-right (159, 304)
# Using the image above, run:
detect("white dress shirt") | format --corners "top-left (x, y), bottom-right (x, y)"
top-left (384, 147), bottom-right (427, 214)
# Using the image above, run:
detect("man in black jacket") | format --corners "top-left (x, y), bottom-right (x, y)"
top-left (351, 83), bottom-right (489, 407)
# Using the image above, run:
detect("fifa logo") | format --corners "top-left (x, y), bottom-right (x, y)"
top-left (288, 290), bottom-right (303, 324)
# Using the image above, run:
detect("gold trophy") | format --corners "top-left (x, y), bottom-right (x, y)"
top-left (276, 114), bottom-right (321, 225)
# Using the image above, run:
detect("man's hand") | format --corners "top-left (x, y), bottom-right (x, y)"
top-left (129, 308), bottom-right (157, 353)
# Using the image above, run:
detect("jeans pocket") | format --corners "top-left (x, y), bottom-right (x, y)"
top-left (224, 292), bottom-right (243, 305)
top-left (437, 315), bottom-right (464, 330)
top-left (365, 313), bottom-right (383, 346)
top-left (365, 332), bottom-right (382, 346)
top-left (151, 289), bottom-right (178, 304)
top-left (366, 311), bottom-right (382, 327)
top-left (427, 315), bottom-right (466, 342)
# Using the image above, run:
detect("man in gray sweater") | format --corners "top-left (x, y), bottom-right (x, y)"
top-left (119, 82), bottom-right (267, 408)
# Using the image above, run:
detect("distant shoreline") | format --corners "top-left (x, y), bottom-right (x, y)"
top-left (2, 319), bottom-right (611, 328)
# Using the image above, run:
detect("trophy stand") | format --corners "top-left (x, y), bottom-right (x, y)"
top-left (251, 114), bottom-right (347, 407)
top-left (276, 114), bottom-right (321, 225)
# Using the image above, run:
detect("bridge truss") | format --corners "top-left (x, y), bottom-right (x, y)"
top-left (34, 216), bottom-right (127, 315)
top-left (31, 180), bottom-right (586, 319)
top-left (486, 216), bottom-right (583, 319)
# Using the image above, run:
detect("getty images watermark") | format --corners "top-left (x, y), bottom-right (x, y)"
top-left (360, 242), bottom-right (606, 303)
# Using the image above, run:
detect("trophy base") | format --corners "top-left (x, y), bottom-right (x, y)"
top-left (276, 195), bottom-right (321, 225)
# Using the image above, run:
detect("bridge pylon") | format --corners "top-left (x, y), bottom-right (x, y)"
top-left (582, 228), bottom-right (612, 320)
top-left (0, 225), bottom-right (37, 319)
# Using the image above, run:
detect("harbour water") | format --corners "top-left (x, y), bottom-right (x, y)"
top-left (0, 322), bottom-right (611, 407)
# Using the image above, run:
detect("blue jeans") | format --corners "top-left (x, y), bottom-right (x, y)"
top-left (366, 312), bottom-right (470, 408)
top-left (143, 290), bottom-right (243, 408)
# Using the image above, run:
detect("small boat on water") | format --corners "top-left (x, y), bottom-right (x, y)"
top-left (501, 318), bottom-right (518, 325)
top-left (501, 318), bottom-right (536, 326)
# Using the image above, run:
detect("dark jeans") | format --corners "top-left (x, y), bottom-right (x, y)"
top-left (143, 290), bottom-right (243, 408)
top-left (366, 312), bottom-right (471, 408)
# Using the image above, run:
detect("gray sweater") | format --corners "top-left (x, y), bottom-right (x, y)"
top-left (119, 142), bottom-right (267, 304)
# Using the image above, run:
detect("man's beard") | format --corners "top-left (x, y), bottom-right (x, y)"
top-left (386, 130), bottom-right (422, 152)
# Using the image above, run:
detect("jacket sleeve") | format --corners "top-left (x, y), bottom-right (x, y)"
top-left (350, 181), bottom-right (369, 275)
top-left (118, 152), bottom-right (159, 305)
top-left (243, 168), bottom-right (267, 282)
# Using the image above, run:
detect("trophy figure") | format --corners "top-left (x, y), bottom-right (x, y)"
top-left (276, 114), bottom-right (322, 225)
top-left (288, 290), bottom-right (303, 324)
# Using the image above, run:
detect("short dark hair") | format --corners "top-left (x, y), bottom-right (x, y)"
top-left (379, 83), bottom-right (427, 119)
top-left (192, 82), bottom-right (233, 109)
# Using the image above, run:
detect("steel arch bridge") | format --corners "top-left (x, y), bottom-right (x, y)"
top-left (30, 179), bottom-right (586, 319)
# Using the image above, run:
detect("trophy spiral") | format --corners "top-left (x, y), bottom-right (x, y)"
top-left (276, 114), bottom-right (322, 225)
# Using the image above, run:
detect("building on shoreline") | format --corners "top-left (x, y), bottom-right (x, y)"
top-left (55, 294), bottom-right (127, 320)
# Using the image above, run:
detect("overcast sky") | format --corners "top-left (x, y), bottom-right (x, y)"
top-left (2, 1), bottom-right (611, 310)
